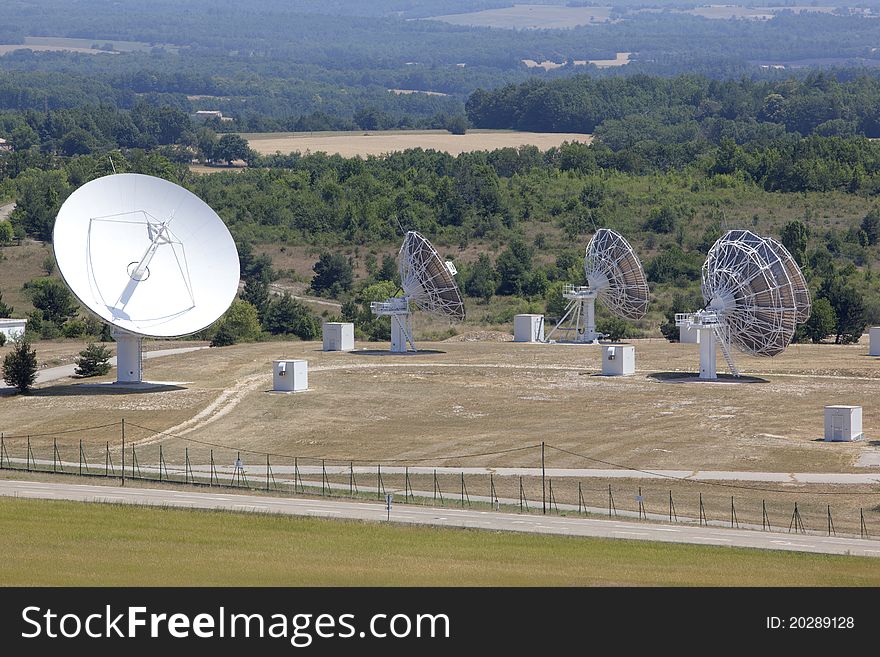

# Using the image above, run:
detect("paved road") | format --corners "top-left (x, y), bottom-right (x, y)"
top-left (1, 479), bottom-right (878, 558)
top-left (0, 346), bottom-right (207, 390)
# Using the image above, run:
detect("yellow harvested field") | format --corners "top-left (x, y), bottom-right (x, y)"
top-left (428, 4), bottom-right (613, 29)
top-left (523, 52), bottom-right (632, 70)
top-left (243, 130), bottom-right (593, 157)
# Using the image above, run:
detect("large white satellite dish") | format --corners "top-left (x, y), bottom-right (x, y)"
top-left (545, 228), bottom-right (649, 343)
top-left (370, 231), bottom-right (465, 352)
top-left (675, 229), bottom-right (809, 380)
top-left (54, 173), bottom-right (239, 384)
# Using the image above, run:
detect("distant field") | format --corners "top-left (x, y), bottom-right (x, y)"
top-left (427, 4), bottom-right (613, 29)
top-left (242, 130), bottom-right (593, 157)
top-left (3, 497), bottom-right (878, 585)
top-left (0, 36), bottom-right (170, 56)
top-left (523, 52), bottom-right (631, 70)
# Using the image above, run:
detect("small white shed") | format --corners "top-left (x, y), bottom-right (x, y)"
top-left (513, 314), bottom-right (544, 343)
top-left (601, 344), bottom-right (635, 376)
top-left (273, 360), bottom-right (308, 393)
top-left (824, 405), bottom-right (863, 442)
top-left (0, 318), bottom-right (27, 342)
top-left (869, 327), bottom-right (880, 356)
top-left (323, 322), bottom-right (354, 352)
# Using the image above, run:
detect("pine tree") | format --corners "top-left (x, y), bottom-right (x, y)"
top-left (2, 336), bottom-right (38, 393)
top-left (74, 342), bottom-right (112, 377)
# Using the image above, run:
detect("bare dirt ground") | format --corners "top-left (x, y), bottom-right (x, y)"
top-left (242, 130), bottom-right (593, 158)
top-left (3, 339), bottom-right (879, 477)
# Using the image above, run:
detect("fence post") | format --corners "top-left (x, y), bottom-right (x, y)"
top-left (79, 439), bottom-right (83, 476)
top-left (541, 441), bottom-right (546, 515)
top-left (159, 445), bottom-right (163, 482)
top-left (491, 474), bottom-right (498, 510)
top-left (608, 484), bottom-right (615, 518)
top-left (105, 441), bottom-right (110, 477)
top-left (827, 505), bottom-right (835, 537)
top-left (699, 493), bottom-right (706, 526)
top-left (26, 436), bottom-right (31, 472)
top-left (350, 462), bottom-right (354, 497)
top-left (730, 496), bottom-right (738, 529)
top-left (322, 459), bottom-right (327, 496)
top-left (0, 433), bottom-right (4, 469)
top-left (519, 476), bottom-right (528, 512)
top-left (210, 449), bottom-right (215, 486)
top-left (53, 438), bottom-right (57, 473)
top-left (121, 418), bottom-right (125, 487)
top-left (762, 499), bottom-right (770, 531)
top-left (637, 486), bottom-right (646, 520)
top-left (266, 454), bottom-right (270, 492)
top-left (185, 447), bottom-right (190, 485)
top-left (861, 508), bottom-right (868, 539)
top-left (405, 466), bottom-right (413, 503)
top-left (377, 464), bottom-right (383, 500)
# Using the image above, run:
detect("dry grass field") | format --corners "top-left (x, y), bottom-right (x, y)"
top-left (2, 338), bottom-right (879, 474)
top-left (3, 337), bottom-right (880, 536)
top-left (427, 4), bottom-right (614, 29)
top-left (242, 130), bottom-right (593, 158)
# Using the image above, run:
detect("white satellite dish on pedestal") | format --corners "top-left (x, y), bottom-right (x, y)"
top-left (53, 173), bottom-right (239, 384)
top-left (546, 228), bottom-right (649, 343)
top-left (370, 231), bottom-right (465, 352)
top-left (675, 230), bottom-right (809, 380)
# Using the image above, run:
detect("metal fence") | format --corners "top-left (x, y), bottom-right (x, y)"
top-left (0, 420), bottom-right (877, 540)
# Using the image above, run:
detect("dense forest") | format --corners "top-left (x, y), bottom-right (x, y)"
top-left (3, 2), bottom-right (880, 126)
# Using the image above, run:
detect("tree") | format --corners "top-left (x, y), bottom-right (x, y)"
top-left (823, 278), bottom-right (866, 344)
top-left (23, 278), bottom-right (77, 326)
top-left (495, 238), bottom-right (533, 296)
top-left (464, 253), bottom-right (496, 302)
top-left (802, 297), bottom-right (837, 343)
top-left (861, 209), bottom-right (880, 246)
top-left (780, 220), bottom-right (809, 265)
top-left (311, 252), bottom-right (353, 297)
top-left (10, 169), bottom-right (69, 241)
top-left (2, 335), bottom-right (37, 393)
top-left (598, 316), bottom-right (631, 342)
top-left (0, 221), bottom-right (14, 245)
top-left (446, 115), bottom-right (468, 135)
top-left (240, 277), bottom-right (269, 320)
top-left (215, 133), bottom-right (252, 165)
top-left (74, 342), bottom-right (112, 377)
top-left (644, 205), bottom-right (679, 234)
top-left (378, 254), bottom-right (398, 283)
top-left (264, 293), bottom-right (320, 340)
top-left (0, 290), bottom-right (12, 317)
top-left (210, 299), bottom-right (262, 347)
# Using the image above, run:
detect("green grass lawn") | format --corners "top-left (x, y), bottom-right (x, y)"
top-left (1, 497), bottom-right (878, 586)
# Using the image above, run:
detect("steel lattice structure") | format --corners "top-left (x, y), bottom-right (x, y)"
top-left (398, 231), bottom-right (465, 320)
top-left (701, 229), bottom-right (802, 358)
top-left (764, 236), bottom-right (812, 324)
top-left (371, 231), bottom-right (464, 352)
top-left (584, 228), bottom-right (650, 321)
top-left (545, 228), bottom-right (648, 343)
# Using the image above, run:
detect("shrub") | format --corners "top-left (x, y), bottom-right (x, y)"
top-left (74, 342), bottom-right (112, 377)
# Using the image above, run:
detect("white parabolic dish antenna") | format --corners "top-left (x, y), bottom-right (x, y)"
top-left (54, 173), bottom-right (239, 383)
top-left (676, 229), bottom-right (810, 379)
top-left (546, 228), bottom-right (649, 343)
top-left (371, 231), bottom-right (464, 352)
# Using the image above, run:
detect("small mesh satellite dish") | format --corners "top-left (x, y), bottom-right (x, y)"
top-left (371, 231), bottom-right (464, 352)
top-left (676, 229), bottom-right (808, 379)
top-left (53, 173), bottom-right (239, 383)
top-left (546, 228), bottom-right (649, 343)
